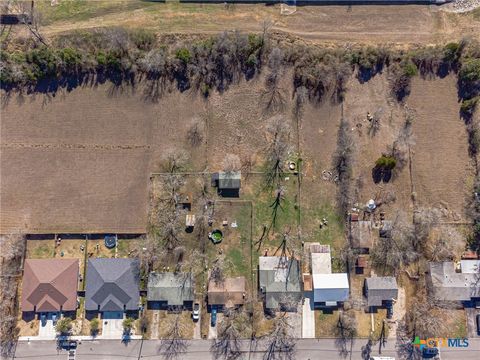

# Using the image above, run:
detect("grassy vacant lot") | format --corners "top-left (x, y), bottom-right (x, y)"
top-left (30, 2), bottom-right (480, 45)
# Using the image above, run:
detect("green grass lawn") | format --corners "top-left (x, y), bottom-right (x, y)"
top-left (37, 0), bottom-right (156, 25)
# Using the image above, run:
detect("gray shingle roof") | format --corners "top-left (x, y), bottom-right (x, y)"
top-left (365, 277), bottom-right (398, 307)
top-left (147, 272), bottom-right (194, 306)
top-left (259, 257), bottom-right (302, 309)
top-left (427, 262), bottom-right (480, 302)
top-left (85, 258), bottom-right (140, 312)
top-left (218, 171), bottom-right (241, 189)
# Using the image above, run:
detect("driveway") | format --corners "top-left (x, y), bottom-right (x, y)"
top-left (466, 308), bottom-right (480, 338)
top-left (302, 293), bottom-right (315, 338)
top-left (100, 312), bottom-right (124, 339)
top-left (208, 312), bottom-right (221, 340)
top-left (38, 313), bottom-right (57, 339)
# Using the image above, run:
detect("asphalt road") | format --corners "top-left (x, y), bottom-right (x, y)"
top-left (10, 338), bottom-right (480, 360)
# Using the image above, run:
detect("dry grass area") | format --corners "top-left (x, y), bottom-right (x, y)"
top-left (355, 309), bottom-right (388, 339)
top-left (156, 311), bottom-right (195, 339)
top-left (17, 317), bottom-right (39, 337)
top-left (30, 2), bottom-right (480, 45)
top-left (25, 239), bottom-right (55, 259)
top-left (315, 310), bottom-right (339, 338)
top-left (1, 74), bottom-right (472, 238)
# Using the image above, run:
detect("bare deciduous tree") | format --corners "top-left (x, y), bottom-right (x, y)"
top-left (261, 315), bottom-right (295, 360)
top-left (162, 150), bottom-right (189, 173)
top-left (186, 119), bottom-right (204, 147)
top-left (211, 308), bottom-right (251, 360)
top-left (158, 314), bottom-right (189, 360)
top-left (0, 233), bottom-right (25, 359)
top-left (265, 115), bottom-right (291, 188)
top-left (223, 154), bottom-right (241, 173)
top-left (262, 48), bottom-right (286, 113)
top-left (424, 226), bottom-right (464, 262)
top-left (333, 117), bottom-right (355, 217)
top-left (335, 310), bottom-right (357, 358)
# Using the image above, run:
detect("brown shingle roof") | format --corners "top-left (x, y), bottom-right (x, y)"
top-left (21, 259), bottom-right (79, 312)
top-left (208, 277), bottom-right (246, 307)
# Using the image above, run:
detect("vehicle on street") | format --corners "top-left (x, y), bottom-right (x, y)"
top-left (40, 313), bottom-right (46, 326)
top-left (192, 303), bottom-right (200, 321)
top-left (476, 313), bottom-right (480, 335)
top-left (211, 307), bottom-right (217, 327)
top-left (422, 346), bottom-right (439, 358)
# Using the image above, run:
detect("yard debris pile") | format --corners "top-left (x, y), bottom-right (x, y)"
top-left (445, 0), bottom-right (480, 12)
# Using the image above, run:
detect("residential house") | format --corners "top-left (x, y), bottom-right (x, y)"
top-left (21, 259), bottom-right (79, 316)
top-left (259, 256), bottom-right (302, 311)
top-left (208, 276), bottom-right (246, 308)
top-left (147, 272), bottom-right (194, 309)
top-left (364, 276), bottom-right (398, 308)
top-left (427, 261), bottom-right (480, 305)
top-left (85, 258), bottom-right (140, 316)
top-left (308, 244), bottom-right (350, 307)
top-left (312, 273), bottom-right (349, 306)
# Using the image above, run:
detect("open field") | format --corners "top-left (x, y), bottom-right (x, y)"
top-left (27, 2), bottom-right (480, 45)
top-left (1, 74), bottom-right (474, 233)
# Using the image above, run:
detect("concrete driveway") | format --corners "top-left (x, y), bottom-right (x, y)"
top-left (466, 308), bottom-right (480, 338)
top-left (38, 313), bottom-right (57, 339)
top-left (208, 312), bottom-right (221, 340)
top-left (101, 312), bottom-right (124, 339)
top-left (302, 293), bottom-right (315, 338)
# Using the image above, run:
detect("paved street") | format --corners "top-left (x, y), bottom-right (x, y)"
top-left (11, 338), bottom-right (480, 360)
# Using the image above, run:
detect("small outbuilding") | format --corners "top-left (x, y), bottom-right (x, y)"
top-left (349, 220), bottom-right (376, 253)
top-left (212, 171), bottom-right (241, 197)
top-left (364, 276), bottom-right (398, 308)
top-left (208, 276), bottom-right (246, 308)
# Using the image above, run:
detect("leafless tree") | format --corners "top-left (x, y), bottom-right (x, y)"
top-left (162, 150), bottom-right (189, 173)
top-left (240, 153), bottom-right (257, 176)
top-left (370, 211), bottom-right (418, 274)
top-left (261, 48), bottom-right (285, 113)
top-left (293, 86), bottom-right (308, 122)
top-left (211, 308), bottom-right (251, 360)
top-left (158, 314), bottom-right (189, 360)
top-left (407, 301), bottom-right (448, 339)
top-left (186, 119), bottom-right (204, 147)
top-left (223, 154), bottom-right (241, 173)
top-left (0, 233), bottom-right (25, 359)
top-left (424, 226), bottom-right (464, 262)
top-left (335, 310), bottom-right (357, 358)
top-left (261, 315), bottom-right (295, 360)
top-left (159, 209), bottom-right (183, 251)
top-left (265, 115), bottom-right (292, 188)
top-left (6, 0), bottom-right (46, 45)
top-left (333, 117), bottom-right (355, 217)
top-left (210, 254), bottom-right (234, 285)
top-left (139, 49), bottom-right (169, 102)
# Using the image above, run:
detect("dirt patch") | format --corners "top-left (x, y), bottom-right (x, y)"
top-left (408, 76), bottom-right (475, 221)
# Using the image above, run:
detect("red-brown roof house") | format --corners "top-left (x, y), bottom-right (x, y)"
top-left (208, 276), bottom-right (246, 308)
top-left (21, 259), bottom-right (79, 313)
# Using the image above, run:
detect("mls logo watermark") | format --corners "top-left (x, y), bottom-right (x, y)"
top-left (413, 336), bottom-right (469, 350)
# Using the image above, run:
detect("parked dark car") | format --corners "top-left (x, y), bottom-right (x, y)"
top-left (476, 314), bottom-right (480, 335)
top-left (58, 340), bottom-right (77, 350)
top-left (422, 346), bottom-right (439, 358)
top-left (211, 307), bottom-right (217, 327)
top-left (386, 304), bottom-right (393, 319)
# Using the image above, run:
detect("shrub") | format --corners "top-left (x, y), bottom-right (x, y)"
top-left (375, 155), bottom-right (397, 170)
top-left (175, 48), bottom-right (192, 64)
top-left (461, 97), bottom-right (479, 118)
top-left (55, 317), bottom-right (72, 335)
top-left (90, 318), bottom-right (99, 336)
top-left (459, 58), bottom-right (480, 83)
top-left (122, 318), bottom-right (134, 333)
top-left (402, 60), bottom-right (418, 77)
top-left (443, 42), bottom-right (461, 63)
top-left (130, 29), bottom-right (155, 51)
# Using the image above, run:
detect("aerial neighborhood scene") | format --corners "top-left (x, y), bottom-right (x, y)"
top-left (1, 1), bottom-right (480, 359)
